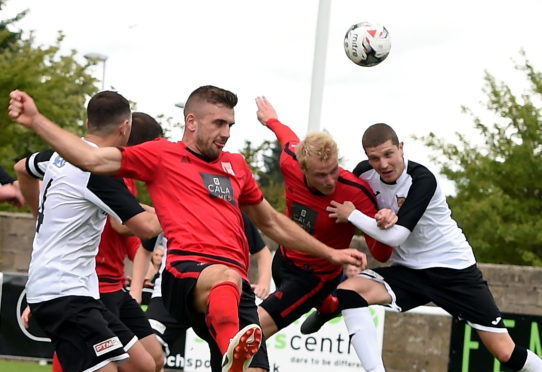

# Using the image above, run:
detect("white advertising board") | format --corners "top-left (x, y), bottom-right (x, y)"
top-left (184, 306), bottom-right (385, 372)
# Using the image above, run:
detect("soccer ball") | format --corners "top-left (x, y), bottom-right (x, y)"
top-left (344, 21), bottom-right (391, 67)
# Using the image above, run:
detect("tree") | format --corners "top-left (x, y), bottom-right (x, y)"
top-left (240, 139), bottom-right (285, 212)
top-left (418, 53), bottom-right (541, 266)
top-left (0, 3), bottom-right (99, 211)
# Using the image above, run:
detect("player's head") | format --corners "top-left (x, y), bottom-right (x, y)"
top-left (182, 85), bottom-right (237, 160)
top-left (151, 245), bottom-right (165, 267)
top-left (86, 91), bottom-right (132, 146)
top-left (362, 123), bottom-right (404, 183)
top-left (128, 112), bottom-right (163, 146)
top-left (296, 132), bottom-right (339, 195)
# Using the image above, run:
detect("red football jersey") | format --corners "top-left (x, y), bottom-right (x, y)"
top-left (267, 119), bottom-right (392, 276)
top-left (117, 139), bottom-right (263, 280)
top-left (96, 178), bottom-right (141, 293)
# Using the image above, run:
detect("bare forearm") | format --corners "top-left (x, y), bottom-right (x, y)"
top-left (30, 114), bottom-right (121, 174)
top-left (129, 247), bottom-right (151, 303)
top-left (261, 212), bottom-right (332, 259)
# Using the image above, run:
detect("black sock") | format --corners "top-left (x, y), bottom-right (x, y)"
top-left (336, 289), bottom-right (368, 310)
top-left (502, 345), bottom-right (528, 371)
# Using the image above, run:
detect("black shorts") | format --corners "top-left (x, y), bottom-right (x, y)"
top-left (162, 261), bottom-right (269, 371)
top-left (259, 248), bottom-right (343, 330)
top-left (146, 296), bottom-right (186, 355)
top-left (29, 296), bottom-right (137, 372)
top-left (368, 264), bottom-right (507, 332)
top-left (100, 288), bottom-right (154, 339)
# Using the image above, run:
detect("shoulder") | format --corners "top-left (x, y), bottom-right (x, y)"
top-left (352, 160), bottom-right (373, 177)
top-left (338, 168), bottom-right (375, 199)
top-left (406, 160), bottom-right (437, 185)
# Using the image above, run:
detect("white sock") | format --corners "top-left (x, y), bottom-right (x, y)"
top-left (520, 350), bottom-right (542, 372)
top-left (342, 307), bottom-right (385, 372)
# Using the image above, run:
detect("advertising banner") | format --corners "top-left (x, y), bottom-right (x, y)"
top-left (449, 313), bottom-right (542, 371)
top-left (184, 306), bottom-right (385, 372)
top-left (0, 272), bottom-right (54, 359)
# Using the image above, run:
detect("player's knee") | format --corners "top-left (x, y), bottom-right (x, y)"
top-left (501, 345), bottom-right (529, 370)
top-left (336, 288), bottom-right (369, 310)
top-left (218, 268), bottom-right (243, 289)
top-left (152, 350), bottom-right (164, 372)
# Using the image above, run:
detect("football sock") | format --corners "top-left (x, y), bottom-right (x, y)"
top-left (338, 289), bottom-right (385, 372)
top-left (518, 349), bottom-right (542, 372)
top-left (317, 294), bottom-right (339, 314)
top-left (52, 352), bottom-right (64, 372)
top-left (206, 281), bottom-right (241, 354)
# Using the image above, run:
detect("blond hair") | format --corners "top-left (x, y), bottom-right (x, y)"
top-left (295, 132), bottom-right (338, 171)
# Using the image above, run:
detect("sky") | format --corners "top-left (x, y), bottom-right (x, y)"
top-left (5, 0), bottom-right (542, 195)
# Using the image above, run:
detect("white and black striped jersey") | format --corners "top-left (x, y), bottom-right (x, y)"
top-left (353, 158), bottom-right (476, 270)
top-left (25, 140), bottom-right (145, 303)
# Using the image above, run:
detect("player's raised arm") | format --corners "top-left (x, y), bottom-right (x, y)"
top-left (255, 96), bottom-right (299, 145)
top-left (9, 90), bottom-right (122, 175)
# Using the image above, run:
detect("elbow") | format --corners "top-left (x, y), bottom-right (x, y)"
top-left (137, 226), bottom-right (161, 241)
top-left (14, 159), bottom-right (26, 177)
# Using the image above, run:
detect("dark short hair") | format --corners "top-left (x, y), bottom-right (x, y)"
top-left (184, 85), bottom-right (238, 117)
top-left (362, 123), bottom-right (400, 150)
top-left (128, 112), bottom-right (163, 146)
top-left (87, 91), bottom-right (131, 134)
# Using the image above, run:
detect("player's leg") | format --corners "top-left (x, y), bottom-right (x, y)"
top-left (113, 290), bottom-right (164, 371)
top-left (162, 262), bottom-right (262, 372)
top-left (30, 297), bottom-right (134, 372)
top-left (481, 332), bottom-right (542, 371)
top-left (195, 264), bottom-right (263, 372)
top-left (146, 296), bottom-right (187, 372)
top-left (336, 271), bottom-right (392, 372)
top-left (120, 340), bottom-right (156, 372)
top-left (258, 248), bottom-right (341, 338)
top-left (428, 264), bottom-right (542, 372)
top-left (299, 293), bottom-right (340, 334)
top-left (239, 281), bottom-right (268, 372)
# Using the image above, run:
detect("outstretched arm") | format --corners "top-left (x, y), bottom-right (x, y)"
top-left (328, 200), bottom-right (410, 247)
top-left (9, 90), bottom-right (122, 175)
top-left (255, 96), bottom-right (299, 145)
top-left (242, 199), bottom-right (367, 269)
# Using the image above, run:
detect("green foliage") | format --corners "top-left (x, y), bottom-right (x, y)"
top-left (240, 139), bottom-right (285, 212)
top-left (417, 53), bottom-right (542, 266)
top-left (0, 4), bottom-right (99, 211)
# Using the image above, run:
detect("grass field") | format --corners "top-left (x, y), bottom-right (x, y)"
top-left (0, 359), bottom-right (50, 372)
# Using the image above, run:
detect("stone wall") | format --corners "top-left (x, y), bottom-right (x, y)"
top-left (2, 214), bottom-right (541, 371)
top-left (0, 212), bottom-right (35, 273)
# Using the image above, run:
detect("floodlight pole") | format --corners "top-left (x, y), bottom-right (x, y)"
top-left (84, 53), bottom-right (108, 90)
top-left (307, 0), bottom-right (331, 135)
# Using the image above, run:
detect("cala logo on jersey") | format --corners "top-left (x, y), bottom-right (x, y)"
top-left (200, 173), bottom-right (236, 205)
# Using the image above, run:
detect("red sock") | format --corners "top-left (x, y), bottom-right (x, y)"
top-left (206, 281), bottom-right (241, 354)
top-left (52, 352), bottom-right (64, 372)
top-left (317, 294), bottom-right (339, 314)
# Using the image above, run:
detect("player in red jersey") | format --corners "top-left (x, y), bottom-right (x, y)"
top-left (9, 86), bottom-right (366, 372)
top-left (254, 96), bottom-right (394, 338)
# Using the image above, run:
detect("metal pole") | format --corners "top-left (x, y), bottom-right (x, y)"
top-left (307, 0), bottom-right (331, 134)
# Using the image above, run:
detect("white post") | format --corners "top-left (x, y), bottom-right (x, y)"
top-left (307, 0), bottom-right (331, 135)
